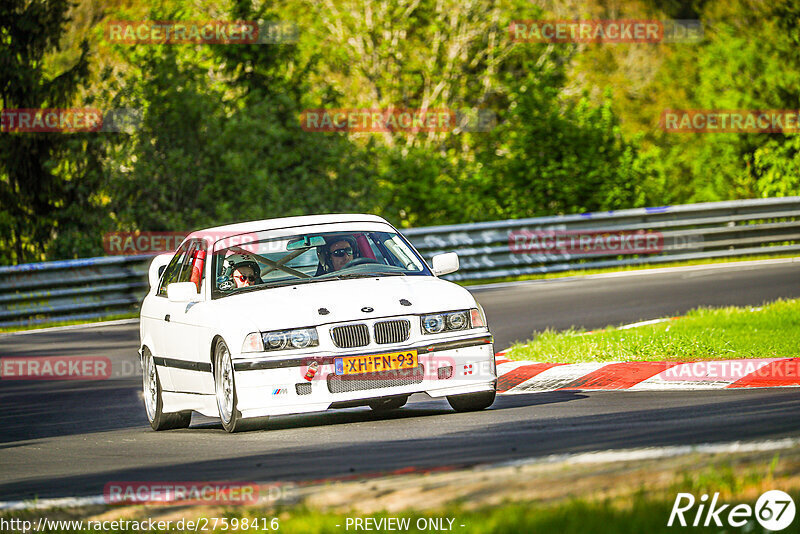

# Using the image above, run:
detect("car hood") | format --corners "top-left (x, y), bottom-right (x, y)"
top-left (210, 275), bottom-right (477, 330)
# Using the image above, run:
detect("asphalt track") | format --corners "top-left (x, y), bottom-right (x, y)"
top-left (1, 260), bottom-right (799, 502)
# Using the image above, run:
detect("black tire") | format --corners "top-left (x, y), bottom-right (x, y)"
top-left (142, 348), bottom-right (191, 431)
top-left (368, 395), bottom-right (408, 412)
top-left (214, 339), bottom-right (269, 433)
top-left (446, 390), bottom-right (496, 412)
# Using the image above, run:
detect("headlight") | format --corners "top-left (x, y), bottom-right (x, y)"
top-left (261, 328), bottom-right (319, 352)
top-left (446, 311), bottom-right (468, 330)
top-left (421, 309), bottom-right (481, 334)
top-left (290, 329), bottom-right (314, 349)
top-left (265, 331), bottom-right (288, 350)
top-left (422, 314), bottom-right (445, 334)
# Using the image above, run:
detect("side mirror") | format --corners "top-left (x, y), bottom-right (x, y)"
top-left (431, 252), bottom-right (459, 276)
top-left (167, 282), bottom-right (201, 303)
top-left (149, 253), bottom-right (174, 289)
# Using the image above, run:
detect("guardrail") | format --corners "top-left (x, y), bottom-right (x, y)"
top-left (2, 197), bottom-right (799, 328)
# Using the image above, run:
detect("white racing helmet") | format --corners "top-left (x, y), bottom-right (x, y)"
top-left (218, 253), bottom-right (261, 288)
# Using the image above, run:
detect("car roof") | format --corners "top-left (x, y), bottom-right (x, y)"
top-left (187, 213), bottom-right (392, 238)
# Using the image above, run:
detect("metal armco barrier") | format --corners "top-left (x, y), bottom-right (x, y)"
top-left (403, 196), bottom-right (800, 281)
top-left (0, 255), bottom-right (154, 328)
top-left (1, 197), bottom-right (799, 327)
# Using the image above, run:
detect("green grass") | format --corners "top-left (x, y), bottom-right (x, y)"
top-left (503, 298), bottom-right (800, 363)
top-left (458, 253), bottom-right (798, 286)
top-left (672, 455), bottom-right (780, 496)
top-left (0, 312), bottom-right (139, 334)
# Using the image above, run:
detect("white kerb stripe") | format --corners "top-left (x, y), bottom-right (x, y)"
top-left (495, 359), bottom-right (539, 376)
top-left (506, 362), bottom-right (608, 393)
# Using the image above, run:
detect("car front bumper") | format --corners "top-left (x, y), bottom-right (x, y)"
top-left (232, 333), bottom-right (496, 418)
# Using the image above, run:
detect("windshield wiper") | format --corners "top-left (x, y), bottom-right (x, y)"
top-left (334, 272), bottom-right (406, 279)
top-left (227, 284), bottom-right (270, 295)
top-left (221, 272), bottom-right (407, 294)
top-left (221, 279), bottom-right (315, 294)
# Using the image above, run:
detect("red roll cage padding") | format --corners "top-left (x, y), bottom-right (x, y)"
top-left (190, 249), bottom-right (206, 291)
top-left (355, 233), bottom-right (376, 259)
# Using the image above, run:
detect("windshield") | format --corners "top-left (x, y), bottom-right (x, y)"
top-left (211, 229), bottom-right (430, 298)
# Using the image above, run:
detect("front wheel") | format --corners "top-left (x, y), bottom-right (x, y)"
top-left (214, 340), bottom-right (268, 433)
top-left (447, 390), bottom-right (496, 412)
top-left (142, 348), bottom-right (191, 430)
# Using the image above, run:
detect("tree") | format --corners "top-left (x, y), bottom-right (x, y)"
top-left (749, 0), bottom-right (800, 198)
top-left (0, 0), bottom-right (94, 264)
top-left (298, 0), bottom-right (538, 149)
top-left (470, 48), bottom-right (650, 220)
top-left (104, 0), bottom-right (382, 234)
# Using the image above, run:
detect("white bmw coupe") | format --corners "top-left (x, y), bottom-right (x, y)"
top-left (140, 214), bottom-right (496, 432)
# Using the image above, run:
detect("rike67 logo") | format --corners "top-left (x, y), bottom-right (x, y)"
top-left (668, 490), bottom-right (796, 530)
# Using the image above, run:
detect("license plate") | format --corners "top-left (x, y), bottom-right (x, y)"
top-left (334, 350), bottom-right (418, 375)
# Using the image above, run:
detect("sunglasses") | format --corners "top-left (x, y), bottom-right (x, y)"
top-left (330, 247), bottom-right (354, 257)
top-left (234, 274), bottom-right (258, 283)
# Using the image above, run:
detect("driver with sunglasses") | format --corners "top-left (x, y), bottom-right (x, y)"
top-left (224, 254), bottom-right (262, 288)
top-left (315, 236), bottom-right (359, 274)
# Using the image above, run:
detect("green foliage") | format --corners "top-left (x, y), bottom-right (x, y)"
top-left (3, 0), bottom-right (800, 264)
top-left (104, 41), bottom-right (229, 230)
top-left (753, 135), bottom-right (800, 197)
top-left (0, 0), bottom-right (98, 264)
top-left (578, 0), bottom-right (800, 204)
top-left (99, 0), bottom-right (385, 234)
top-left (482, 57), bottom-right (650, 218)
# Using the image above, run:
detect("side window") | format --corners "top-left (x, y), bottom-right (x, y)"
top-left (179, 241), bottom-right (207, 289)
top-left (177, 244), bottom-right (197, 283)
top-left (157, 241), bottom-right (192, 297)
